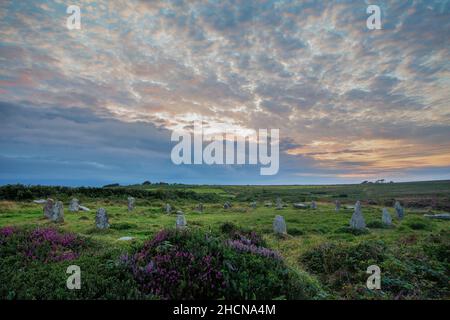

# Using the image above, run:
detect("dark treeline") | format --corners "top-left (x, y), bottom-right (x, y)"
top-left (0, 184), bottom-right (219, 202)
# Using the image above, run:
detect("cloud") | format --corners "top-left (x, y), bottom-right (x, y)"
top-left (0, 0), bottom-right (449, 184)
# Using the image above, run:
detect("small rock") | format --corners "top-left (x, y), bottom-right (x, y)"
top-left (264, 201), bottom-right (273, 207)
top-left (273, 215), bottom-right (287, 235)
top-left (79, 205), bottom-right (90, 211)
top-left (33, 199), bottom-right (47, 204)
top-left (223, 202), bottom-right (232, 209)
top-left (95, 208), bottom-right (110, 229)
top-left (424, 213), bottom-right (450, 220)
top-left (118, 236), bottom-right (134, 241)
top-left (195, 203), bottom-right (204, 212)
top-left (293, 203), bottom-right (308, 209)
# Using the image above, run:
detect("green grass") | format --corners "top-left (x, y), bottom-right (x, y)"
top-left (1, 181), bottom-right (449, 299)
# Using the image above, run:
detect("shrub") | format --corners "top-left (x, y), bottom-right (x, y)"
top-left (120, 229), bottom-right (320, 299)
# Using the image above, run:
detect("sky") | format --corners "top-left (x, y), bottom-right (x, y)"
top-left (0, 0), bottom-right (449, 186)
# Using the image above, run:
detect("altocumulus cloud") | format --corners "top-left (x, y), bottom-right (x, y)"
top-left (0, 0), bottom-right (449, 185)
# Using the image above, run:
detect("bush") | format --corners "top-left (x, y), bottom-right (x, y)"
top-left (120, 229), bottom-right (321, 299)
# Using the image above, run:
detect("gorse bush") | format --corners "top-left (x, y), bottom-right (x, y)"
top-left (120, 228), bottom-right (320, 299)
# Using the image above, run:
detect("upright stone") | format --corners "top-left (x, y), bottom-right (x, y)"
top-left (276, 197), bottom-right (283, 210)
top-left (335, 200), bottom-right (341, 212)
top-left (164, 203), bottom-right (172, 214)
top-left (51, 201), bottom-right (64, 223)
top-left (95, 208), bottom-right (110, 229)
top-left (127, 197), bottom-right (135, 211)
top-left (195, 203), bottom-right (204, 212)
top-left (273, 215), bottom-right (287, 235)
top-left (224, 202), bottom-right (232, 209)
top-left (382, 208), bottom-right (392, 226)
top-left (250, 201), bottom-right (257, 209)
top-left (311, 201), bottom-right (317, 209)
top-left (69, 198), bottom-right (79, 212)
top-left (394, 201), bottom-right (404, 220)
top-left (176, 214), bottom-right (187, 229)
top-left (43, 198), bottom-right (54, 219)
top-left (349, 201), bottom-right (366, 230)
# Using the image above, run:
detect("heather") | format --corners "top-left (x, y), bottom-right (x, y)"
top-left (120, 228), bottom-right (319, 299)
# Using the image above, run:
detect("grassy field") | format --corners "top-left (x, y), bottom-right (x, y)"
top-left (0, 181), bottom-right (449, 299)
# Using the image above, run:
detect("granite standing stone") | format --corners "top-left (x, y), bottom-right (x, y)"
top-left (43, 198), bottom-right (54, 219)
top-left (250, 201), bottom-right (257, 209)
top-left (273, 215), bottom-right (287, 235)
top-left (335, 200), bottom-right (341, 212)
top-left (95, 208), bottom-right (110, 229)
top-left (349, 201), bottom-right (366, 230)
top-left (176, 214), bottom-right (187, 229)
top-left (311, 201), bottom-right (317, 209)
top-left (394, 201), bottom-right (404, 220)
top-left (165, 203), bottom-right (172, 214)
top-left (382, 208), bottom-right (392, 226)
top-left (69, 198), bottom-right (79, 212)
top-left (51, 201), bottom-right (64, 223)
top-left (276, 197), bottom-right (283, 210)
top-left (224, 202), bottom-right (232, 209)
top-left (127, 197), bottom-right (135, 211)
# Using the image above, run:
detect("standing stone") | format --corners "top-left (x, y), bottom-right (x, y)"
top-left (382, 208), bottom-right (392, 226)
top-left (164, 203), bottom-right (172, 214)
top-left (195, 203), bottom-right (204, 212)
top-left (127, 197), bottom-right (135, 211)
top-left (335, 200), bottom-right (341, 212)
top-left (310, 201), bottom-right (317, 209)
top-left (95, 208), bottom-right (110, 229)
top-left (394, 201), bottom-right (404, 220)
top-left (276, 197), bottom-right (283, 210)
top-left (176, 214), bottom-right (187, 229)
top-left (224, 202), bottom-right (232, 209)
top-left (250, 201), bottom-right (257, 209)
top-left (43, 198), bottom-right (54, 219)
top-left (273, 215), bottom-right (287, 235)
top-left (69, 198), bottom-right (79, 212)
top-left (349, 201), bottom-right (366, 230)
top-left (50, 201), bottom-right (64, 223)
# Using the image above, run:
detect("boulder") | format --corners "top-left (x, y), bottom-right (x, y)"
top-left (127, 197), bottom-right (135, 211)
top-left (95, 208), bottom-right (110, 229)
top-left (424, 213), bottom-right (450, 220)
top-left (293, 203), bottom-right (308, 209)
top-left (273, 215), bottom-right (287, 235)
top-left (69, 198), bottom-right (79, 212)
top-left (349, 201), bottom-right (366, 230)
top-left (50, 201), bottom-right (64, 223)
top-left (335, 200), bottom-right (341, 212)
top-left (382, 208), bottom-right (392, 226)
top-left (394, 201), bottom-right (404, 219)
top-left (43, 198), bottom-right (54, 219)
top-left (176, 214), bottom-right (187, 229)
